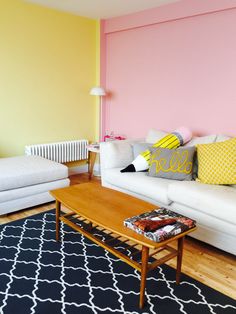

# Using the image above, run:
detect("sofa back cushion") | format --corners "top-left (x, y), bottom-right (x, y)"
top-left (145, 129), bottom-right (167, 144)
top-left (215, 134), bottom-right (231, 142)
top-left (100, 140), bottom-right (134, 170)
top-left (185, 135), bottom-right (217, 147)
top-left (132, 143), bottom-right (151, 159)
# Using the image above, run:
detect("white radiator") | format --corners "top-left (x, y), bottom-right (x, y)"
top-left (25, 139), bottom-right (88, 163)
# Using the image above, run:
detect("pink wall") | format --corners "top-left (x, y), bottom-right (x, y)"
top-left (101, 0), bottom-right (236, 138)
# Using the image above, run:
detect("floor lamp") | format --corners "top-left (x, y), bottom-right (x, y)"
top-left (90, 86), bottom-right (106, 141)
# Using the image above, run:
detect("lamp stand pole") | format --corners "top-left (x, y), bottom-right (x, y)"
top-left (99, 96), bottom-right (103, 142)
top-left (89, 87), bottom-right (106, 142)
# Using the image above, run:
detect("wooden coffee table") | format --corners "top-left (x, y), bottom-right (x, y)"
top-left (50, 183), bottom-right (196, 308)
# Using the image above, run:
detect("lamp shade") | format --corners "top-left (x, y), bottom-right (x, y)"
top-left (90, 86), bottom-right (106, 96)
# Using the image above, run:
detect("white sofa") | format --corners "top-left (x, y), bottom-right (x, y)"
top-left (0, 155), bottom-right (70, 215)
top-left (100, 131), bottom-right (236, 256)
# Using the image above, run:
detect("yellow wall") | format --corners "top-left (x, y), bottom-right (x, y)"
top-left (0, 0), bottom-right (99, 157)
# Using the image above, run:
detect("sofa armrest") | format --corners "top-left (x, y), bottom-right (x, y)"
top-left (100, 139), bottom-right (143, 172)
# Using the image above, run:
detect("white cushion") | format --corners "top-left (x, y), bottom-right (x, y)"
top-left (100, 141), bottom-right (134, 170)
top-left (169, 202), bottom-right (236, 255)
top-left (185, 135), bottom-right (217, 147)
top-left (132, 143), bottom-right (151, 158)
top-left (0, 178), bottom-right (70, 203)
top-left (145, 129), bottom-right (167, 144)
top-left (0, 192), bottom-right (54, 215)
top-left (215, 134), bottom-right (231, 142)
top-left (169, 202), bottom-right (236, 237)
top-left (0, 156), bottom-right (68, 191)
top-left (168, 181), bottom-right (236, 225)
top-left (104, 168), bottom-right (172, 205)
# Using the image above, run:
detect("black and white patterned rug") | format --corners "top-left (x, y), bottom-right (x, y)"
top-left (0, 210), bottom-right (235, 314)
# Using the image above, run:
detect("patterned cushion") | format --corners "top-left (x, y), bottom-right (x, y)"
top-left (148, 146), bottom-right (196, 181)
top-left (197, 138), bottom-right (236, 184)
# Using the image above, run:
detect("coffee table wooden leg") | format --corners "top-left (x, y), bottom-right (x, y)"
top-left (56, 200), bottom-right (61, 242)
top-left (88, 151), bottom-right (97, 180)
top-left (139, 246), bottom-right (149, 308)
top-left (176, 236), bottom-right (184, 284)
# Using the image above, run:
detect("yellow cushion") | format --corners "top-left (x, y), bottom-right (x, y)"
top-left (197, 137), bottom-right (236, 184)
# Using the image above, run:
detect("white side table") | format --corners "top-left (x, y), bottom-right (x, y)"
top-left (87, 144), bottom-right (100, 179)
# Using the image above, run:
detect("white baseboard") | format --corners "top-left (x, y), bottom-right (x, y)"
top-left (68, 165), bottom-right (88, 176)
top-left (68, 163), bottom-right (100, 176)
top-left (93, 163), bottom-right (101, 177)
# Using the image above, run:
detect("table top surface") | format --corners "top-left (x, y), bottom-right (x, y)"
top-left (86, 144), bottom-right (100, 153)
top-left (50, 183), bottom-right (196, 249)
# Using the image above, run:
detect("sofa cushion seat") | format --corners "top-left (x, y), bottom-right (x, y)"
top-left (168, 181), bottom-right (236, 225)
top-left (104, 168), bottom-right (172, 205)
top-left (0, 179), bottom-right (69, 203)
top-left (169, 202), bottom-right (236, 237)
top-left (0, 156), bottom-right (68, 191)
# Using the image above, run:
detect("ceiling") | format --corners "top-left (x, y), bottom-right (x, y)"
top-left (24, 0), bottom-right (180, 19)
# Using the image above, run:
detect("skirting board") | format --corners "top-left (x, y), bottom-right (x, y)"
top-left (68, 163), bottom-right (100, 176)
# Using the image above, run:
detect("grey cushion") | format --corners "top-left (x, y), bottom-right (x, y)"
top-left (0, 156), bottom-right (68, 191)
top-left (148, 146), bottom-right (196, 181)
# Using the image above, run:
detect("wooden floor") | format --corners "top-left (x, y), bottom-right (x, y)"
top-left (0, 173), bottom-right (235, 300)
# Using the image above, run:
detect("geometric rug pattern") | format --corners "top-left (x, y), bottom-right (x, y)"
top-left (0, 211), bottom-right (235, 314)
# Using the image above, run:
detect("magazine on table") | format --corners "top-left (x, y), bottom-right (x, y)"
top-left (124, 208), bottom-right (196, 242)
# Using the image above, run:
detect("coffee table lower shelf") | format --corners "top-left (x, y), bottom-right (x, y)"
top-left (55, 202), bottom-right (196, 309)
